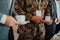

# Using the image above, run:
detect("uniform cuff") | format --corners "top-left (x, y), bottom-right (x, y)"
top-left (55, 18), bottom-right (59, 24)
top-left (0, 14), bottom-right (7, 24)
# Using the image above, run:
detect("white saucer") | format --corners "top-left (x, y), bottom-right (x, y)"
top-left (19, 21), bottom-right (30, 25)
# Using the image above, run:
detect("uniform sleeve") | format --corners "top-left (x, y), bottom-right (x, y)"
top-left (51, 0), bottom-right (57, 21)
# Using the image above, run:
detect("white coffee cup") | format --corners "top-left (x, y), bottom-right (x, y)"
top-left (16, 15), bottom-right (25, 23)
top-left (45, 16), bottom-right (51, 21)
top-left (36, 10), bottom-right (41, 17)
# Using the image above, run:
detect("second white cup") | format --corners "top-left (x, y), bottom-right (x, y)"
top-left (16, 15), bottom-right (25, 23)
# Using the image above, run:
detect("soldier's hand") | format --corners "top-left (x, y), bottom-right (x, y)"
top-left (44, 20), bottom-right (53, 25)
top-left (31, 16), bottom-right (44, 23)
top-left (57, 18), bottom-right (60, 23)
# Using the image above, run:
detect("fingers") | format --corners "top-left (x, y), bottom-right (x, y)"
top-left (31, 16), bottom-right (44, 23)
top-left (5, 16), bottom-right (19, 27)
top-left (9, 21), bottom-right (18, 27)
top-left (11, 18), bottom-right (19, 27)
top-left (45, 20), bottom-right (53, 25)
top-left (12, 18), bottom-right (19, 25)
top-left (37, 16), bottom-right (44, 22)
top-left (57, 19), bottom-right (60, 23)
top-left (36, 20), bottom-right (41, 23)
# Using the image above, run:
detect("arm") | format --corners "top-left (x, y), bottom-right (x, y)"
top-left (0, 13), bottom-right (19, 27)
top-left (0, 0), bottom-right (18, 26)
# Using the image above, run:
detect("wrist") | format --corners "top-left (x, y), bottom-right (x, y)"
top-left (5, 16), bottom-right (11, 26)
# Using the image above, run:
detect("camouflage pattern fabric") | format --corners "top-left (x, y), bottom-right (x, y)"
top-left (14, 0), bottom-right (46, 40)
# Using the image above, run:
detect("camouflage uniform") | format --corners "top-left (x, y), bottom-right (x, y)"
top-left (14, 0), bottom-right (45, 40)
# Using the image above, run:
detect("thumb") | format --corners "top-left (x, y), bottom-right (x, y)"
top-left (12, 18), bottom-right (19, 25)
top-left (15, 21), bottom-right (19, 25)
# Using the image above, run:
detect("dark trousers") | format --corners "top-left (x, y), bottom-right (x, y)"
top-left (55, 23), bottom-right (60, 34)
top-left (8, 27), bottom-right (14, 40)
top-left (45, 23), bottom-right (56, 40)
